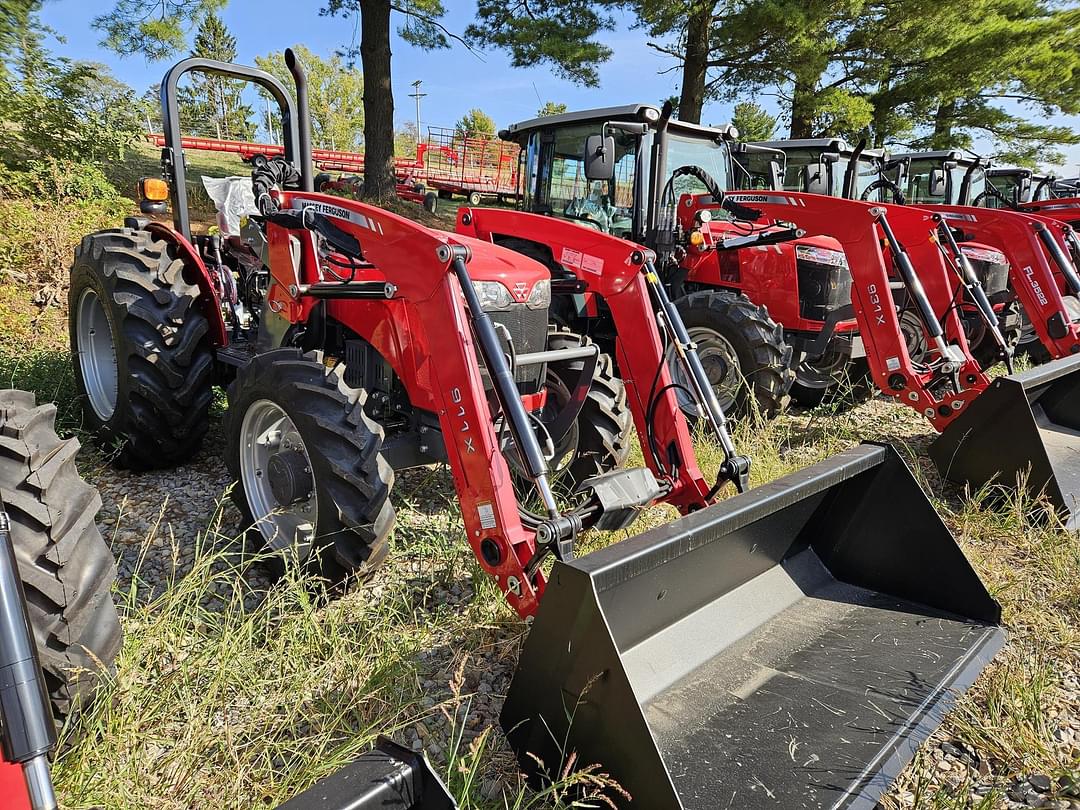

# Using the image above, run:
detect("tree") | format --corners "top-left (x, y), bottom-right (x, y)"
top-left (455, 108), bottom-right (496, 137)
top-left (177, 13), bottom-right (255, 140)
top-left (394, 121), bottom-right (418, 157)
top-left (92, 0), bottom-right (225, 61)
top-left (323, 0), bottom-right (463, 200)
top-left (537, 101), bottom-right (567, 117)
top-left (731, 101), bottom-right (777, 141)
top-left (255, 45), bottom-right (365, 151)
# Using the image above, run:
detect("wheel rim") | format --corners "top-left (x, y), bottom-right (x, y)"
top-left (669, 326), bottom-right (740, 414)
top-left (898, 310), bottom-right (930, 364)
top-left (75, 288), bottom-right (118, 420)
top-left (239, 399), bottom-right (318, 558)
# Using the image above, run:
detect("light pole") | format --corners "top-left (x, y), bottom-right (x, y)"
top-left (409, 79), bottom-right (426, 149)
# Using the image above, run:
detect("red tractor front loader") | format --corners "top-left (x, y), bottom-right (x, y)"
top-left (61, 51), bottom-right (1004, 810)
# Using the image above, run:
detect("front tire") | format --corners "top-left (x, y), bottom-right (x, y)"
top-left (0, 390), bottom-right (121, 724)
top-left (69, 228), bottom-right (214, 470)
top-left (673, 290), bottom-right (793, 419)
top-left (224, 349), bottom-right (395, 585)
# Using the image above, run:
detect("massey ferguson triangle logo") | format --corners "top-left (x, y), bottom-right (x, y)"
top-left (512, 282), bottom-right (529, 301)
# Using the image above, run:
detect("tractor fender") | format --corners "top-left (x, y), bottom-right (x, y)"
top-left (145, 222), bottom-right (228, 347)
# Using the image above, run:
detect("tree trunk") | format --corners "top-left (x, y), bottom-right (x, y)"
top-left (789, 79), bottom-right (816, 138)
top-left (677, 2), bottom-right (713, 124)
top-left (930, 99), bottom-right (956, 149)
top-left (360, 0), bottom-right (396, 200)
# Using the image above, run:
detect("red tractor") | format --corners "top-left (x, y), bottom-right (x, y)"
top-left (495, 103), bottom-right (869, 411)
top-left (61, 51), bottom-right (1006, 810)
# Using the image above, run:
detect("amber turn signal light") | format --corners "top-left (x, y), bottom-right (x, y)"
top-left (139, 177), bottom-right (170, 202)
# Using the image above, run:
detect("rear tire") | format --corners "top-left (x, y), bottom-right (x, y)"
top-left (674, 290), bottom-right (793, 419)
top-left (69, 228), bottom-right (214, 470)
top-left (224, 349), bottom-right (395, 585)
top-left (0, 390), bottom-right (121, 724)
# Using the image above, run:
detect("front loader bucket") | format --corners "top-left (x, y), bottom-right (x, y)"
top-left (502, 444), bottom-right (1003, 809)
top-left (930, 353), bottom-right (1080, 529)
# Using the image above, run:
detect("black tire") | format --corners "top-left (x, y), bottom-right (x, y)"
top-left (69, 228), bottom-right (214, 470)
top-left (467, 191), bottom-right (483, 206)
top-left (423, 191), bottom-right (439, 214)
top-left (970, 299), bottom-right (1023, 370)
top-left (438, 189), bottom-right (453, 200)
top-left (790, 357), bottom-right (875, 409)
top-left (0, 390), bottom-right (121, 724)
top-left (542, 328), bottom-right (633, 487)
top-left (224, 349), bottom-right (395, 585)
top-left (674, 290), bottom-right (793, 419)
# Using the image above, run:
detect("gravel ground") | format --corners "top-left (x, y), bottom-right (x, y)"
top-left (79, 405), bottom-right (1080, 809)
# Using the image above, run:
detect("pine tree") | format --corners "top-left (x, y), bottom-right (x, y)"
top-left (177, 13), bottom-right (255, 140)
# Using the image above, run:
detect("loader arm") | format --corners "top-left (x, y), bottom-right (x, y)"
top-left (269, 191), bottom-right (552, 617)
top-left (720, 192), bottom-right (988, 430)
top-left (926, 206), bottom-right (1080, 355)
top-left (455, 207), bottom-right (720, 510)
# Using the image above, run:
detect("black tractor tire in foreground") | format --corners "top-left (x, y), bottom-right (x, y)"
top-left (674, 290), bottom-right (793, 419)
top-left (69, 228), bottom-right (214, 470)
top-left (970, 299), bottom-right (1023, 371)
top-left (224, 349), bottom-right (395, 585)
top-left (542, 328), bottom-right (633, 488)
top-left (0, 390), bottom-right (121, 724)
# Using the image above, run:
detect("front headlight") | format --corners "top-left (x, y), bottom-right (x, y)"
top-left (960, 245), bottom-right (1007, 266)
top-left (471, 280), bottom-right (514, 311)
top-left (526, 279), bottom-right (550, 310)
top-left (796, 244), bottom-right (848, 268)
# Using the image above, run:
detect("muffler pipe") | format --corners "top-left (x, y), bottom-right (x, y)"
top-left (284, 47), bottom-right (314, 192)
top-left (1034, 220), bottom-right (1080, 296)
top-left (0, 508), bottom-right (58, 810)
top-left (449, 250), bottom-right (558, 517)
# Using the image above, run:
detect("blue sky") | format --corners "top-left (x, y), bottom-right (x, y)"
top-left (38, 1), bottom-right (1080, 174)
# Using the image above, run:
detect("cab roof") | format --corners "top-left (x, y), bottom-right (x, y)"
top-left (500, 104), bottom-right (738, 144)
top-left (751, 138), bottom-right (886, 160)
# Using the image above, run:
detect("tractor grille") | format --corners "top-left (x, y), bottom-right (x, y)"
top-left (797, 259), bottom-right (853, 322)
top-left (486, 304), bottom-right (548, 391)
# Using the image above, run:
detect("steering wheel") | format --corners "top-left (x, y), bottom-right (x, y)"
top-left (666, 165), bottom-right (761, 221)
top-left (860, 177), bottom-right (906, 205)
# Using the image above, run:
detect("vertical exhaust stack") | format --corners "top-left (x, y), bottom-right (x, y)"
top-left (503, 444), bottom-right (1004, 809)
top-left (284, 47), bottom-right (314, 192)
top-left (931, 353), bottom-right (1080, 529)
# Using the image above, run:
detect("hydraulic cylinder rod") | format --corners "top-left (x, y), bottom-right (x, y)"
top-left (1034, 220), bottom-right (1080, 296)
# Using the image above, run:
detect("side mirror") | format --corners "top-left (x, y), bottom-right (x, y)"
top-left (929, 169), bottom-right (947, 197)
top-left (805, 162), bottom-right (829, 195)
top-left (584, 134), bottom-right (615, 181)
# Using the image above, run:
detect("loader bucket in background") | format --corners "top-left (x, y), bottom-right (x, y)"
top-left (276, 736), bottom-right (457, 810)
top-left (502, 443), bottom-right (1004, 810)
top-left (930, 354), bottom-right (1080, 530)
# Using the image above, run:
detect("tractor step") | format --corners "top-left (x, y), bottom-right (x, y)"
top-left (502, 443), bottom-right (1003, 809)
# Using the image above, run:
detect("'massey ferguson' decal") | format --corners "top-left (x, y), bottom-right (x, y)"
top-left (296, 198), bottom-right (384, 234)
top-left (940, 211), bottom-right (977, 222)
top-left (726, 193), bottom-right (801, 206)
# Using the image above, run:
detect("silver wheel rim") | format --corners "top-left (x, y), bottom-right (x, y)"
top-left (239, 399), bottom-right (317, 558)
top-left (75, 288), bottom-right (118, 420)
top-left (669, 326), bottom-right (740, 415)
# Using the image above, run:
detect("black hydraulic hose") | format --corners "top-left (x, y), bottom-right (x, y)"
top-left (0, 507), bottom-right (57, 810)
top-left (843, 138), bottom-right (867, 199)
top-left (1034, 220), bottom-right (1080, 297)
top-left (876, 213), bottom-right (946, 341)
top-left (284, 48), bottom-right (314, 192)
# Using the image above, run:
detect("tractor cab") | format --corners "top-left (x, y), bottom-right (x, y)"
top-left (887, 150), bottom-right (989, 206)
top-left (987, 167), bottom-right (1058, 207)
top-left (503, 104), bottom-right (785, 242)
top-left (751, 137), bottom-right (891, 200)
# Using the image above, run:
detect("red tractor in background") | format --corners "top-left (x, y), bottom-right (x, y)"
top-left (495, 103), bottom-right (868, 411)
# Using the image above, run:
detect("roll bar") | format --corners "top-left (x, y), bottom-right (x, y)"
top-left (159, 48), bottom-right (313, 239)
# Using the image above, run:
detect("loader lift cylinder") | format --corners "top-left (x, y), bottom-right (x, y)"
top-left (0, 508), bottom-right (57, 810)
top-left (1034, 220), bottom-right (1080, 296)
top-left (935, 219), bottom-right (1014, 371)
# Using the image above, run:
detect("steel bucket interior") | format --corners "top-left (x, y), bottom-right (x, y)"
top-left (502, 444), bottom-right (1003, 809)
top-left (931, 353), bottom-right (1080, 530)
